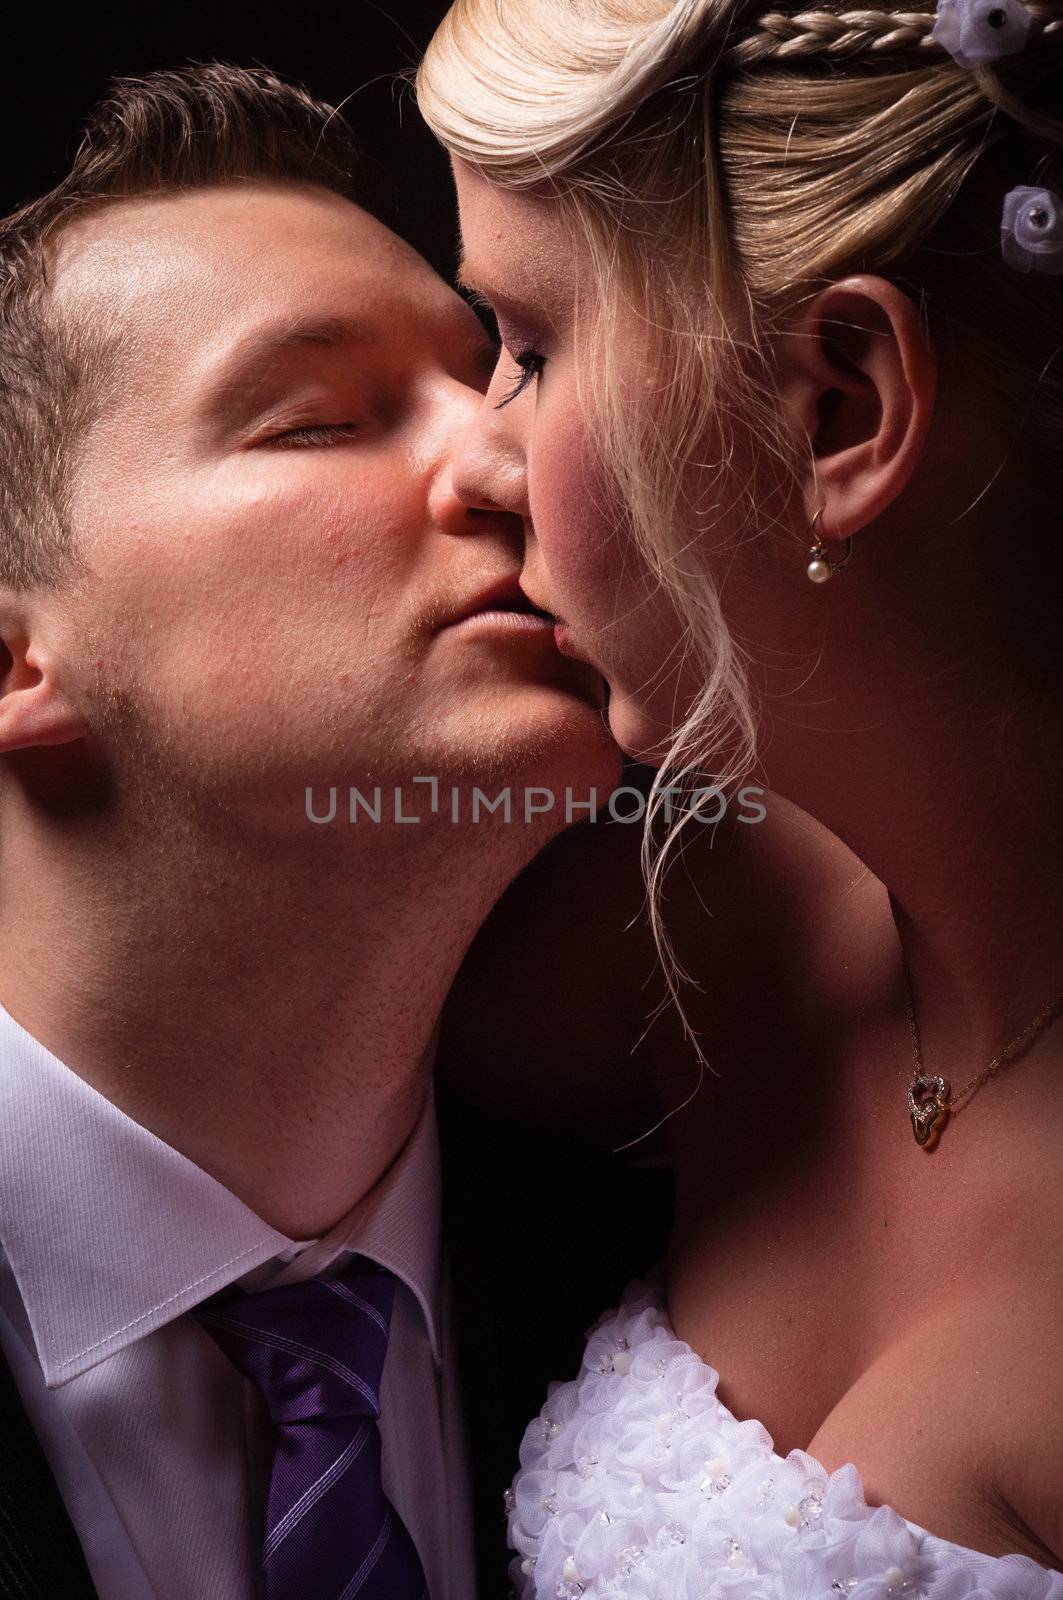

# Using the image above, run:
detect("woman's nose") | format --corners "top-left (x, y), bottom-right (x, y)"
top-left (448, 393), bottom-right (530, 520)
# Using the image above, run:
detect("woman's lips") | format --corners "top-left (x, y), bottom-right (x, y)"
top-left (553, 620), bottom-right (577, 655)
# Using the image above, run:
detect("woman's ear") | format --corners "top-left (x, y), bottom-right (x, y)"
top-left (775, 275), bottom-right (937, 542)
top-left (0, 602), bottom-right (88, 753)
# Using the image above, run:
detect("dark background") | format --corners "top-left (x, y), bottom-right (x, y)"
top-left (0, 1), bottom-right (457, 276)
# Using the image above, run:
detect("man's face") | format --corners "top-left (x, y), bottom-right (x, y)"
top-left (48, 182), bottom-right (611, 822)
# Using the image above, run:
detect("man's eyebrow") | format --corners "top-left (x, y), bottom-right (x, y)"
top-left (201, 314), bottom-right (369, 414)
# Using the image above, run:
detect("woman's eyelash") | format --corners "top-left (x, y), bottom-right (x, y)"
top-left (496, 350), bottom-right (545, 410)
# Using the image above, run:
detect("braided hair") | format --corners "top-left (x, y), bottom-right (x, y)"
top-left (734, 0), bottom-right (1060, 59)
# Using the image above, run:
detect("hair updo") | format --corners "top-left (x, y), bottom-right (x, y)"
top-left (418, 0), bottom-right (1062, 968)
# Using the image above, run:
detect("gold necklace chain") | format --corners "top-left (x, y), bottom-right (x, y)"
top-left (903, 963), bottom-right (1063, 1149)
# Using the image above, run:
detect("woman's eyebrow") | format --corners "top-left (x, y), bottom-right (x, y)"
top-left (458, 256), bottom-right (556, 327)
top-left (456, 254), bottom-right (487, 296)
top-left (456, 256), bottom-right (526, 309)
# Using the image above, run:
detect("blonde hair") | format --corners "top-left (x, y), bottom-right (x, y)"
top-left (418, 0), bottom-right (1063, 1025)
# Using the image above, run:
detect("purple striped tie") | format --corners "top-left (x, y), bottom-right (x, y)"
top-left (194, 1256), bottom-right (429, 1600)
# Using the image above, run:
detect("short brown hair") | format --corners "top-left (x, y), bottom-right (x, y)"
top-left (0, 63), bottom-right (362, 591)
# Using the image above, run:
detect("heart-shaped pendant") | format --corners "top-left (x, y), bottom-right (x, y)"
top-left (907, 1073), bottom-right (951, 1149)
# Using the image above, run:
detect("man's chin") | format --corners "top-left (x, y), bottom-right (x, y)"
top-left (319, 697), bottom-right (614, 839)
top-left (441, 684), bottom-right (620, 784)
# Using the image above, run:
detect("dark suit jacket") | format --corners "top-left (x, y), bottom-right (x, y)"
top-left (438, 1086), bottom-right (673, 1596)
top-left (0, 1342), bottom-right (98, 1600)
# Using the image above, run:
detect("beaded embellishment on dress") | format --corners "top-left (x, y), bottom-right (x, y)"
top-left (507, 1281), bottom-right (1063, 1600)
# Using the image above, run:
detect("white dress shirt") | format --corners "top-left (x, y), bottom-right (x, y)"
top-left (0, 998), bottom-right (475, 1600)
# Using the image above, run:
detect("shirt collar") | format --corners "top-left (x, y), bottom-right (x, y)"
top-left (0, 999), bottom-right (441, 1387)
top-left (235, 1091), bottom-right (443, 1362)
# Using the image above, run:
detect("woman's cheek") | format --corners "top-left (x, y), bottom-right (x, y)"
top-left (531, 384), bottom-right (702, 755)
top-left (530, 389), bottom-right (622, 612)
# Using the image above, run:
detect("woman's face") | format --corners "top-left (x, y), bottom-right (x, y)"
top-left (450, 160), bottom-right (707, 764)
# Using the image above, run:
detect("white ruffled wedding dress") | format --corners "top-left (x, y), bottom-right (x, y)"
top-left (506, 1281), bottom-right (1062, 1600)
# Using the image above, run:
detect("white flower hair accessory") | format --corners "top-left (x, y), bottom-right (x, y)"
top-left (931, 0), bottom-right (1032, 66)
top-left (1001, 187), bottom-right (1063, 274)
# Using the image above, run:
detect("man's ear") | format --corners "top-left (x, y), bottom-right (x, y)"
top-left (775, 275), bottom-right (937, 543)
top-left (0, 600), bottom-right (88, 753)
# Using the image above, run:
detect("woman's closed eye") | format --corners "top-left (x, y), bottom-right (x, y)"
top-left (496, 349), bottom-right (545, 410)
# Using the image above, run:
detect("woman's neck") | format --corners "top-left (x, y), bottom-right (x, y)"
top-left (760, 656), bottom-right (1063, 1087)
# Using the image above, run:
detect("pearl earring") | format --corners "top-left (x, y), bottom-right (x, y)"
top-left (806, 508), bottom-right (853, 584)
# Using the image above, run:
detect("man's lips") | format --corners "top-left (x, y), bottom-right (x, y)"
top-left (436, 575), bottom-right (603, 705)
top-left (439, 574), bottom-right (557, 631)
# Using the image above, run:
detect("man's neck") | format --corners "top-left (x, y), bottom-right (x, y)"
top-left (0, 798), bottom-right (534, 1237)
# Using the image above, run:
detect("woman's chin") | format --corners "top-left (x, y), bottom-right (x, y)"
top-left (606, 696), bottom-right (674, 770)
